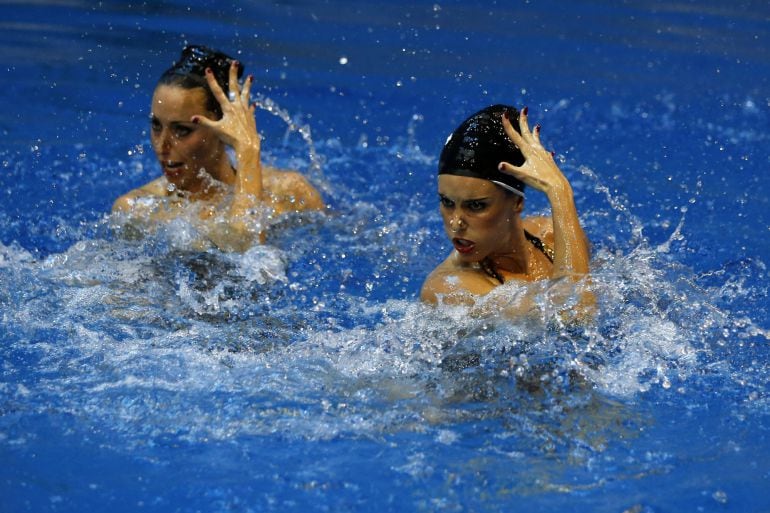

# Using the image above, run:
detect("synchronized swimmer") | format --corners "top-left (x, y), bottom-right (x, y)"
top-left (113, 46), bottom-right (591, 315)
top-left (420, 105), bottom-right (592, 315)
top-left (112, 45), bottom-right (324, 252)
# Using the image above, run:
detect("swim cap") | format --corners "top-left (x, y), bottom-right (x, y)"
top-left (162, 45), bottom-right (244, 89)
top-left (438, 104), bottom-right (525, 198)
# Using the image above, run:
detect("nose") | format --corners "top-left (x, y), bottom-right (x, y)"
top-left (159, 129), bottom-right (173, 152)
top-left (449, 214), bottom-right (466, 233)
top-left (153, 128), bottom-right (173, 155)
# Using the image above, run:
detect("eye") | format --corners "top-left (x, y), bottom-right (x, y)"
top-left (150, 117), bottom-right (161, 132)
top-left (439, 195), bottom-right (454, 208)
top-left (466, 200), bottom-right (487, 212)
top-left (173, 125), bottom-right (192, 137)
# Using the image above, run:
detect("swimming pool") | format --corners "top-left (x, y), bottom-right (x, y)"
top-left (2, 1), bottom-right (769, 511)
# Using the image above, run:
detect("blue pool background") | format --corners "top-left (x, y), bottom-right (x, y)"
top-left (1, 1), bottom-right (769, 512)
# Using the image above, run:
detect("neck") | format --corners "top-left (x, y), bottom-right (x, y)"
top-left (177, 159), bottom-right (236, 201)
top-left (485, 228), bottom-right (530, 275)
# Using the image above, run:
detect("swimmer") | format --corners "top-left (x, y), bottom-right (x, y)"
top-left (420, 105), bottom-right (592, 315)
top-left (112, 45), bottom-right (324, 251)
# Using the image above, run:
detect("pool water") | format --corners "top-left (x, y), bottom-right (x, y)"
top-left (2, 1), bottom-right (769, 512)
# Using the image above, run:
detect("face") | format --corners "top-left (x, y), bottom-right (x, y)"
top-left (150, 85), bottom-right (225, 191)
top-left (438, 174), bottom-right (523, 262)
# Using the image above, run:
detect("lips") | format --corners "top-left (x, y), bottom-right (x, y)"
top-left (162, 161), bottom-right (185, 177)
top-left (452, 238), bottom-right (476, 254)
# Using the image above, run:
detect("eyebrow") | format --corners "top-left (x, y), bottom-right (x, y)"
top-left (438, 193), bottom-right (492, 205)
top-left (150, 115), bottom-right (195, 126)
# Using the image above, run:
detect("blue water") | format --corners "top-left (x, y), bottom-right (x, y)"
top-left (2, 1), bottom-right (769, 512)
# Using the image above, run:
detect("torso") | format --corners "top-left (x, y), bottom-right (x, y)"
top-left (114, 166), bottom-right (322, 223)
top-left (420, 216), bottom-right (555, 301)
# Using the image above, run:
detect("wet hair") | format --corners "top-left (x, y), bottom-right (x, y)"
top-left (438, 104), bottom-right (526, 197)
top-left (157, 45), bottom-right (244, 118)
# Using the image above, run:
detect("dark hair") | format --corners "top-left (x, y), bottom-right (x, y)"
top-left (157, 45), bottom-right (244, 118)
top-left (438, 104), bottom-right (526, 197)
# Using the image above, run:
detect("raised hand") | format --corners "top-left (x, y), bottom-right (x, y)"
top-left (192, 61), bottom-right (262, 200)
top-left (500, 107), bottom-right (590, 280)
top-left (191, 61), bottom-right (259, 153)
top-left (498, 108), bottom-right (570, 198)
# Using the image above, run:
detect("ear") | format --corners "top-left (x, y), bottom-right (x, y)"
top-left (511, 196), bottom-right (524, 214)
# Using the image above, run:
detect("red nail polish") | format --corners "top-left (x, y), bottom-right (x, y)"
top-left (205, 68), bottom-right (212, 74)
top-left (192, 116), bottom-right (200, 124)
top-left (535, 124), bottom-right (541, 132)
top-left (248, 74), bottom-right (254, 82)
top-left (522, 106), bottom-right (528, 116)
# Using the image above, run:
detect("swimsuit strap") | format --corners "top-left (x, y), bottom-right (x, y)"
top-left (524, 230), bottom-right (555, 263)
top-left (480, 230), bottom-right (555, 285)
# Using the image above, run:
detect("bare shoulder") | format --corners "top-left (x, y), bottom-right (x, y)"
top-left (420, 257), bottom-right (495, 304)
top-left (112, 177), bottom-right (168, 212)
top-left (263, 167), bottom-right (324, 211)
top-left (522, 215), bottom-right (554, 245)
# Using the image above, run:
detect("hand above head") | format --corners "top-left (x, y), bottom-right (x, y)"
top-left (191, 61), bottom-right (260, 156)
top-left (192, 61), bottom-right (262, 198)
top-left (498, 108), bottom-right (570, 199)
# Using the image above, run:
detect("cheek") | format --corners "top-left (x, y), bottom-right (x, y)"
top-left (188, 132), bottom-right (219, 156)
top-left (472, 212), bottom-right (507, 236)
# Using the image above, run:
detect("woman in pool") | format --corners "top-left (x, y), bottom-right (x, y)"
top-left (420, 105), bottom-right (591, 311)
top-left (113, 45), bottom-right (324, 251)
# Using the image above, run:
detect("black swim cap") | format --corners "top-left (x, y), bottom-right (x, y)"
top-left (438, 104), bottom-right (525, 197)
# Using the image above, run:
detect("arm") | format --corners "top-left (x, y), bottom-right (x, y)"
top-left (193, 63), bottom-right (323, 251)
top-left (112, 177), bottom-right (168, 213)
top-left (420, 264), bottom-right (495, 305)
top-left (191, 62), bottom-right (266, 250)
top-left (195, 62), bottom-right (263, 214)
top-left (499, 108), bottom-right (595, 322)
top-left (499, 108), bottom-right (590, 279)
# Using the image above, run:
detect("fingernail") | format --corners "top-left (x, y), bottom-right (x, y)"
top-left (192, 116), bottom-right (200, 124)
top-left (248, 74), bottom-right (254, 82)
top-left (535, 124), bottom-right (541, 132)
top-left (205, 67), bottom-right (212, 74)
top-left (550, 150), bottom-right (555, 157)
top-left (522, 106), bottom-right (528, 116)
top-left (498, 163), bottom-right (505, 170)
top-left (503, 111), bottom-right (509, 120)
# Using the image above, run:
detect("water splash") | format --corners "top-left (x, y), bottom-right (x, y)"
top-left (250, 93), bottom-right (328, 192)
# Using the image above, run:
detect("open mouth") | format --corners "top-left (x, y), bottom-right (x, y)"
top-left (452, 238), bottom-right (476, 254)
top-left (162, 161), bottom-right (185, 176)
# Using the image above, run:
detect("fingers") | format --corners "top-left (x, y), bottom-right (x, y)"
top-left (191, 114), bottom-right (216, 129)
top-left (204, 68), bottom-right (230, 106)
top-left (229, 60), bottom-right (240, 98)
top-left (241, 74), bottom-right (253, 104)
top-left (501, 111), bottom-right (524, 148)
top-left (503, 107), bottom-right (547, 151)
top-left (204, 61), bottom-right (248, 109)
top-left (518, 106), bottom-right (531, 136)
top-left (498, 161), bottom-right (525, 179)
top-left (499, 161), bottom-right (548, 192)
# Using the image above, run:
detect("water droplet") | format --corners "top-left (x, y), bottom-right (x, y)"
top-left (712, 490), bottom-right (728, 504)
